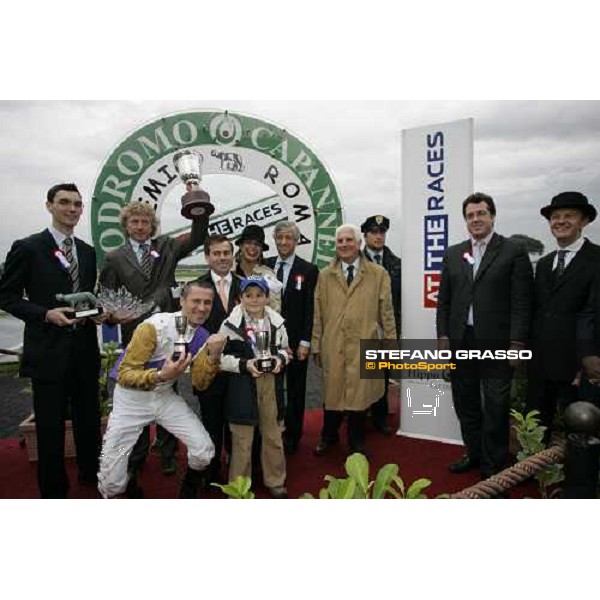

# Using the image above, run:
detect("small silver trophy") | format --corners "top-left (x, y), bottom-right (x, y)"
top-left (172, 315), bottom-right (189, 361)
top-left (254, 329), bottom-right (276, 373)
top-left (173, 149), bottom-right (214, 219)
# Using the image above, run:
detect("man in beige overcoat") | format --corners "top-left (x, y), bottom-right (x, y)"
top-left (312, 223), bottom-right (397, 456)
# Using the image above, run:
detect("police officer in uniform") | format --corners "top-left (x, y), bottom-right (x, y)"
top-left (360, 215), bottom-right (402, 434)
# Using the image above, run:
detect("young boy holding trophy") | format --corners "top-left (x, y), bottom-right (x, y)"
top-left (219, 276), bottom-right (290, 498)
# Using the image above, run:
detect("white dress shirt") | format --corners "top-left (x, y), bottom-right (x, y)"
top-left (467, 231), bottom-right (494, 326)
top-left (552, 235), bottom-right (585, 270)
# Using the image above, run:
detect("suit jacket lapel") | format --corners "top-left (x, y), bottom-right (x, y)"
top-left (538, 254), bottom-right (554, 293)
top-left (73, 238), bottom-right (89, 286)
top-left (552, 241), bottom-right (590, 292)
top-left (474, 234), bottom-right (501, 283)
top-left (42, 229), bottom-right (73, 284)
top-left (459, 240), bottom-right (473, 285)
top-left (284, 256), bottom-right (300, 298)
top-left (228, 274), bottom-right (241, 312)
top-left (347, 257), bottom-right (365, 296)
top-left (334, 261), bottom-right (349, 294)
top-left (122, 242), bottom-right (147, 277)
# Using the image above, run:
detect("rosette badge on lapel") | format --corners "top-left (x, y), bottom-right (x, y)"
top-left (463, 251), bottom-right (475, 266)
top-left (54, 249), bottom-right (70, 270)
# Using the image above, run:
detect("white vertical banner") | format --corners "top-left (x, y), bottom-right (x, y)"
top-left (399, 118), bottom-right (474, 444)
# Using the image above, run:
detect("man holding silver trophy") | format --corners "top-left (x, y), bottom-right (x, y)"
top-left (218, 277), bottom-right (291, 498)
top-left (99, 150), bottom-right (210, 489)
top-left (98, 280), bottom-right (227, 499)
top-left (0, 183), bottom-right (105, 498)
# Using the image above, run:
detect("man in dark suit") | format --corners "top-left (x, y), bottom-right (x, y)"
top-left (361, 214), bottom-right (401, 434)
top-left (0, 183), bottom-right (102, 498)
top-left (527, 192), bottom-right (600, 433)
top-left (99, 201), bottom-right (208, 489)
top-left (193, 234), bottom-right (242, 486)
top-left (437, 192), bottom-right (533, 479)
top-left (266, 221), bottom-right (319, 455)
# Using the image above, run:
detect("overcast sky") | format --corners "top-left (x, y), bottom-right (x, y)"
top-left (1, 99), bottom-right (600, 261)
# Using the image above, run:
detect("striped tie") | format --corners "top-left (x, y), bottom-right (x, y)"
top-left (555, 249), bottom-right (568, 277)
top-left (139, 243), bottom-right (153, 278)
top-left (62, 237), bottom-right (80, 292)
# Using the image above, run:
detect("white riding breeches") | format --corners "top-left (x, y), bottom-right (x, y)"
top-left (98, 384), bottom-right (215, 498)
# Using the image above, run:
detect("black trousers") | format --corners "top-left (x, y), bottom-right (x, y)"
top-left (450, 327), bottom-right (513, 476)
top-left (31, 334), bottom-right (101, 498)
top-left (526, 375), bottom-right (578, 434)
top-left (195, 374), bottom-right (229, 483)
top-left (371, 370), bottom-right (390, 426)
top-left (321, 409), bottom-right (367, 452)
top-left (284, 355), bottom-right (309, 449)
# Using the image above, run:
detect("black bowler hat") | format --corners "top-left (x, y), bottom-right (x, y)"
top-left (540, 191), bottom-right (597, 222)
top-left (360, 215), bottom-right (390, 233)
top-left (235, 224), bottom-right (269, 251)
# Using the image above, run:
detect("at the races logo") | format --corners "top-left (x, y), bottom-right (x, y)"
top-left (91, 110), bottom-right (343, 267)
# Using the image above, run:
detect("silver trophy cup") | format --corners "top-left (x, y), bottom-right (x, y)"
top-left (173, 149), bottom-right (214, 219)
top-left (172, 315), bottom-right (189, 361)
top-left (255, 329), bottom-right (276, 373)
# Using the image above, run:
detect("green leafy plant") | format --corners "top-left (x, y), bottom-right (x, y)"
top-left (510, 409), bottom-right (564, 498)
top-left (213, 476), bottom-right (255, 499)
top-left (301, 453), bottom-right (433, 499)
top-left (212, 455), bottom-right (439, 500)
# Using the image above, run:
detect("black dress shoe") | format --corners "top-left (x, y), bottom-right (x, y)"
top-left (348, 445), bottom-right (369, 460)
top-left (77, 473), bottom-right (98, 486)
top-left (314, 439), bottom-right (337, 456)
top-left (267, 486), bottom-right (289, 499)
top-left (161, 455), bottom-right (177, 476)
top-left (179, 468), bottom-right (207, 499)
top-left (373, 422), bottom-right (393, 436)
top-left (449, 455), bottom-right (480, 474)
top-left (125, 477), bottom-right (144, 499)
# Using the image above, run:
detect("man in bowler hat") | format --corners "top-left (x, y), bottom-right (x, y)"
top-left (528, 191), bottom-right (600, 433)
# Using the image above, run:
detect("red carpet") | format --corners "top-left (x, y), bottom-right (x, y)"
top-left (0, 409), bottom-right (537, 499)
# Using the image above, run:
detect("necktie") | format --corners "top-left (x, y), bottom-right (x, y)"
top-left (346, 265), bottom-right (354, 287)
top-left (374, 254), bottom-right (381, 265)
top-left (555, 249), bottom-right (568, 277)
top-left (139, 243), bottom-right (153, 278)
top-left (62, 237), bottom-right (80, 292)
top-left (473, 242), bottom-right (484, 276)
top-left (276, 261), bottom-right (285, 283)
top-left (217, 277), bottom-right (229, 309)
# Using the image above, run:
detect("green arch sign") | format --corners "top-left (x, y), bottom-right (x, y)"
top-left (91, 110), bottom-right (344, 267)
